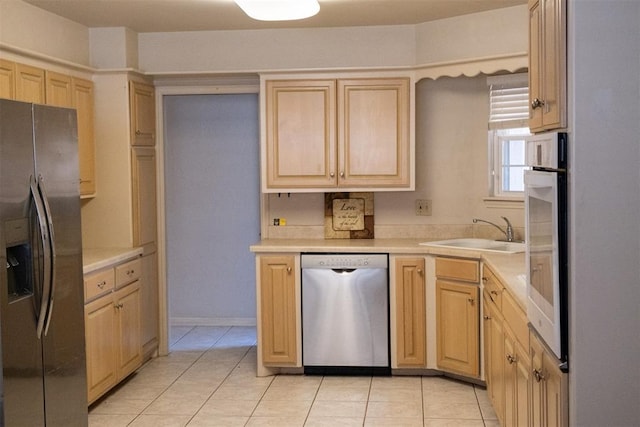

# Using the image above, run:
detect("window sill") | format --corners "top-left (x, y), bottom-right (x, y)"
top-left (483, 196), bottom-right (524, 209)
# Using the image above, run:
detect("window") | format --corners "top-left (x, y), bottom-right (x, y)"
top-left (487, 74), bottom-right (530, 198)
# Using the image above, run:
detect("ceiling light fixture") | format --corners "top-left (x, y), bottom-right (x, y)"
top-left (234, 0), bottom-right (320, 21)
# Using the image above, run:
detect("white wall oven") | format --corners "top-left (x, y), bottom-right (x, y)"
top-left (525, 132), bottom-right (568, 369)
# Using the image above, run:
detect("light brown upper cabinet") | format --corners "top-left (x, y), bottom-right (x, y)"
top-left (529, 0), bottom-right (567, 132)
top-left (15, 63), bottom-right (45, 104)
top-left (264, 77), bottom-right (412, 192)
top-left (72, 77), bottom-right (96, 197)
top-left (0, 60), bottom-right (16, 99)
top-left (45, 71), bottom-right (73, 107)
top-left (129, 81), bottom-right (155, 147)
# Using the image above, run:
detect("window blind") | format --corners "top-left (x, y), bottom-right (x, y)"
top-left (487, 73), bottom-right (529, 129)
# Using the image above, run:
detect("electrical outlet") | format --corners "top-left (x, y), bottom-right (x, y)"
top-left (415, 199), bottom-right (432, 216)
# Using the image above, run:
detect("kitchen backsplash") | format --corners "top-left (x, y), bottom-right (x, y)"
top-left (265, 223), bottom-right (524, 241)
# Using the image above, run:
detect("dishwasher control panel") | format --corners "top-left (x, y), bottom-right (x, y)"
top-left (301, 253), bottom-right (388, 269)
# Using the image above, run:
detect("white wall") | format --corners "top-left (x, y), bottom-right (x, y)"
top-left (137, 5), bottom-right (527, 74)
top-left (415, 5), bottom-right (528, 65)
top-left (0, 0), bottom-right (90, 66)
top-left (569, 1), bottom-right (640, 425)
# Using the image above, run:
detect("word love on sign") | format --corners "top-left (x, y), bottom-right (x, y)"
top-left (332, 198), bottom-right (365, 231)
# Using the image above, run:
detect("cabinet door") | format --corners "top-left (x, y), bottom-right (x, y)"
top-left (484, 294), bottom-right (505, 424)
top-left (85, 295), bottom-right (117, 404)
top-left (338, 78), bottom-right (410, 187)
top-left (140, 251), bottom-right (159, 359)
top-left (260, 256), bottom-right (297, 365)
top-left (436, 280), bottom-right (479, 377)
top-left (531, 332), bottom-right (568, 427)
top-left (131, 146), bottom-right (157, 253)
top-left (529, 0), bottom-right (566, 131)
top-left (115, 282), bottom-right (142, 380)
top-left (15, 63), bottom-right (45, 103)
top-left (129, 81), bottom-right (155, 146)
top-left (394, 258), bottom-right (426, 367)
top-left (505, 326), bottom-right (532, 427)
top-left (0, 59), bottom-right (15, 99)
top-left (72, 77), bottom-right (96, 197)
top-left (45, 71), bottom-right (73, 107)
top-left (265, 80), bottom-right (336, 189)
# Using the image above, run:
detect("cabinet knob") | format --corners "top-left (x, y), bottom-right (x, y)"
top-left (531, 98), bottom-right (545, 109)
top-left (483, 315), bottom-right (491, 320)
top-left (330, 172), bottom-right (335, 177)
top-left (506, 354), bottom-right (517, 364)
top-left (339, 171), bottom-right (345, 178)
top-left (482, 277), bottom-right (488, 282)
top-left (467, 298), bottom-right (475, 305)
top-left (533, 368), bottom-right (546, 382)
top-left (417, 268), bottom-right (423, 275)
top-left (286, 267), bottom-right (292, 274)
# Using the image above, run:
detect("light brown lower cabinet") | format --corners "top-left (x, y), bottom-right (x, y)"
top-left (84, 258), bottom-right (142, 405)
top-left (483, 263), bottom-right (567, 427)
top-left (259, 255), bottom-right (297, 365)
top-left (530, 330), bottom-right (568, 427)
top-left (435, 257), bottom-right (480, 378)
top-left (394, 257), bottom-right (426, 367)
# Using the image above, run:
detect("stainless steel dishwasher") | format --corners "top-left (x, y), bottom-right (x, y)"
top-left (301, 253), bottom-right (390, 375)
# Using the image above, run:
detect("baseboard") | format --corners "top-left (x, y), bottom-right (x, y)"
top-left (170, 317), bottom-right (257, 327)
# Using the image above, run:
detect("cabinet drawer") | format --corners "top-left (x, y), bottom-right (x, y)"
top-left (503, 291), bottom-right (529, 349)
top-left (436, 257), bottom-right (479, 283)
top-left (115, 258), bottom-right (142, 288)
top-left (482, 266), bottom-right (503, 310)
top-left (84, 269), bottom-right (115, 302)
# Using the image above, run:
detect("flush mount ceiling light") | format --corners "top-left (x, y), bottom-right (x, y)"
top-left (234, 0), bottom-right (320, 21)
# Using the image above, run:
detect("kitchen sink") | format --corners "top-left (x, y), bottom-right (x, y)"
top-left (420, 238), bottom-right (525, 254)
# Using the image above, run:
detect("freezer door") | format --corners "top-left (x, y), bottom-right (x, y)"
top-left (0, 99), bottom-right (46, 425)
top-left (33, 105), bottom-right (88, 425)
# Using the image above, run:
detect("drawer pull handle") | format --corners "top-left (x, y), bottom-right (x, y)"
top-left (97, 280), bottom-right (107, 289)
top-left (483, 315), bottom-right (491, 320)
top-left (482, 277), bottom-right (488, 282)
top-left (127, 269), bottom-right (135, 276)
top-left (115, 303), bottom-right (124, 309)
top-left (490, 290), bottom-right (499, 295)
top-left (506, 354), bottom-right (517, 364)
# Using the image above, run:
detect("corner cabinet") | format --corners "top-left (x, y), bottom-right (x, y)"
top-left (257, 255), bottom-right (299, 371)
top-left (435, 257), bottom-right (480, 378)
top-left (263, 76), bottom-right (413, 192)
top-left (529, 0), bottom-right (566, 132)
top-left (394, 257), bottom-right (426, 367)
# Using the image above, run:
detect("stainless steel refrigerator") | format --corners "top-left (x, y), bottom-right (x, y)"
top-left (0, 99), bottom-right (88, 426)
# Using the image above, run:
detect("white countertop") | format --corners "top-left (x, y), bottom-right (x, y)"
top-left (83, 247), bottom-right (143, 275)
top-left (251, 238), bottom-right (526, 309)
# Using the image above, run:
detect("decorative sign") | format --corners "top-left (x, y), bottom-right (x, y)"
top-left (332, 198), bottom-right (365, 231)
top-left (324, 192), bottom-right (374, 239)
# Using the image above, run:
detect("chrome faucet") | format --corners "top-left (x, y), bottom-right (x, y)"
top-left (472, 217), bottom-right (515, 242)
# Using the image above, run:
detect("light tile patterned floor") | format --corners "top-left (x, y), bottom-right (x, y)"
top-left (89, 326), bottom-right (498, 426)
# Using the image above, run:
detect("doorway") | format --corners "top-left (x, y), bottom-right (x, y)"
top-left (163, 93), bottom-right (260, 326)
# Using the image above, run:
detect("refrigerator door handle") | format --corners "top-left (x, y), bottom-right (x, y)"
top-left (30, 175), bottom-right (52, 339)
top-left (37, 175), bottom-right (57, 336)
